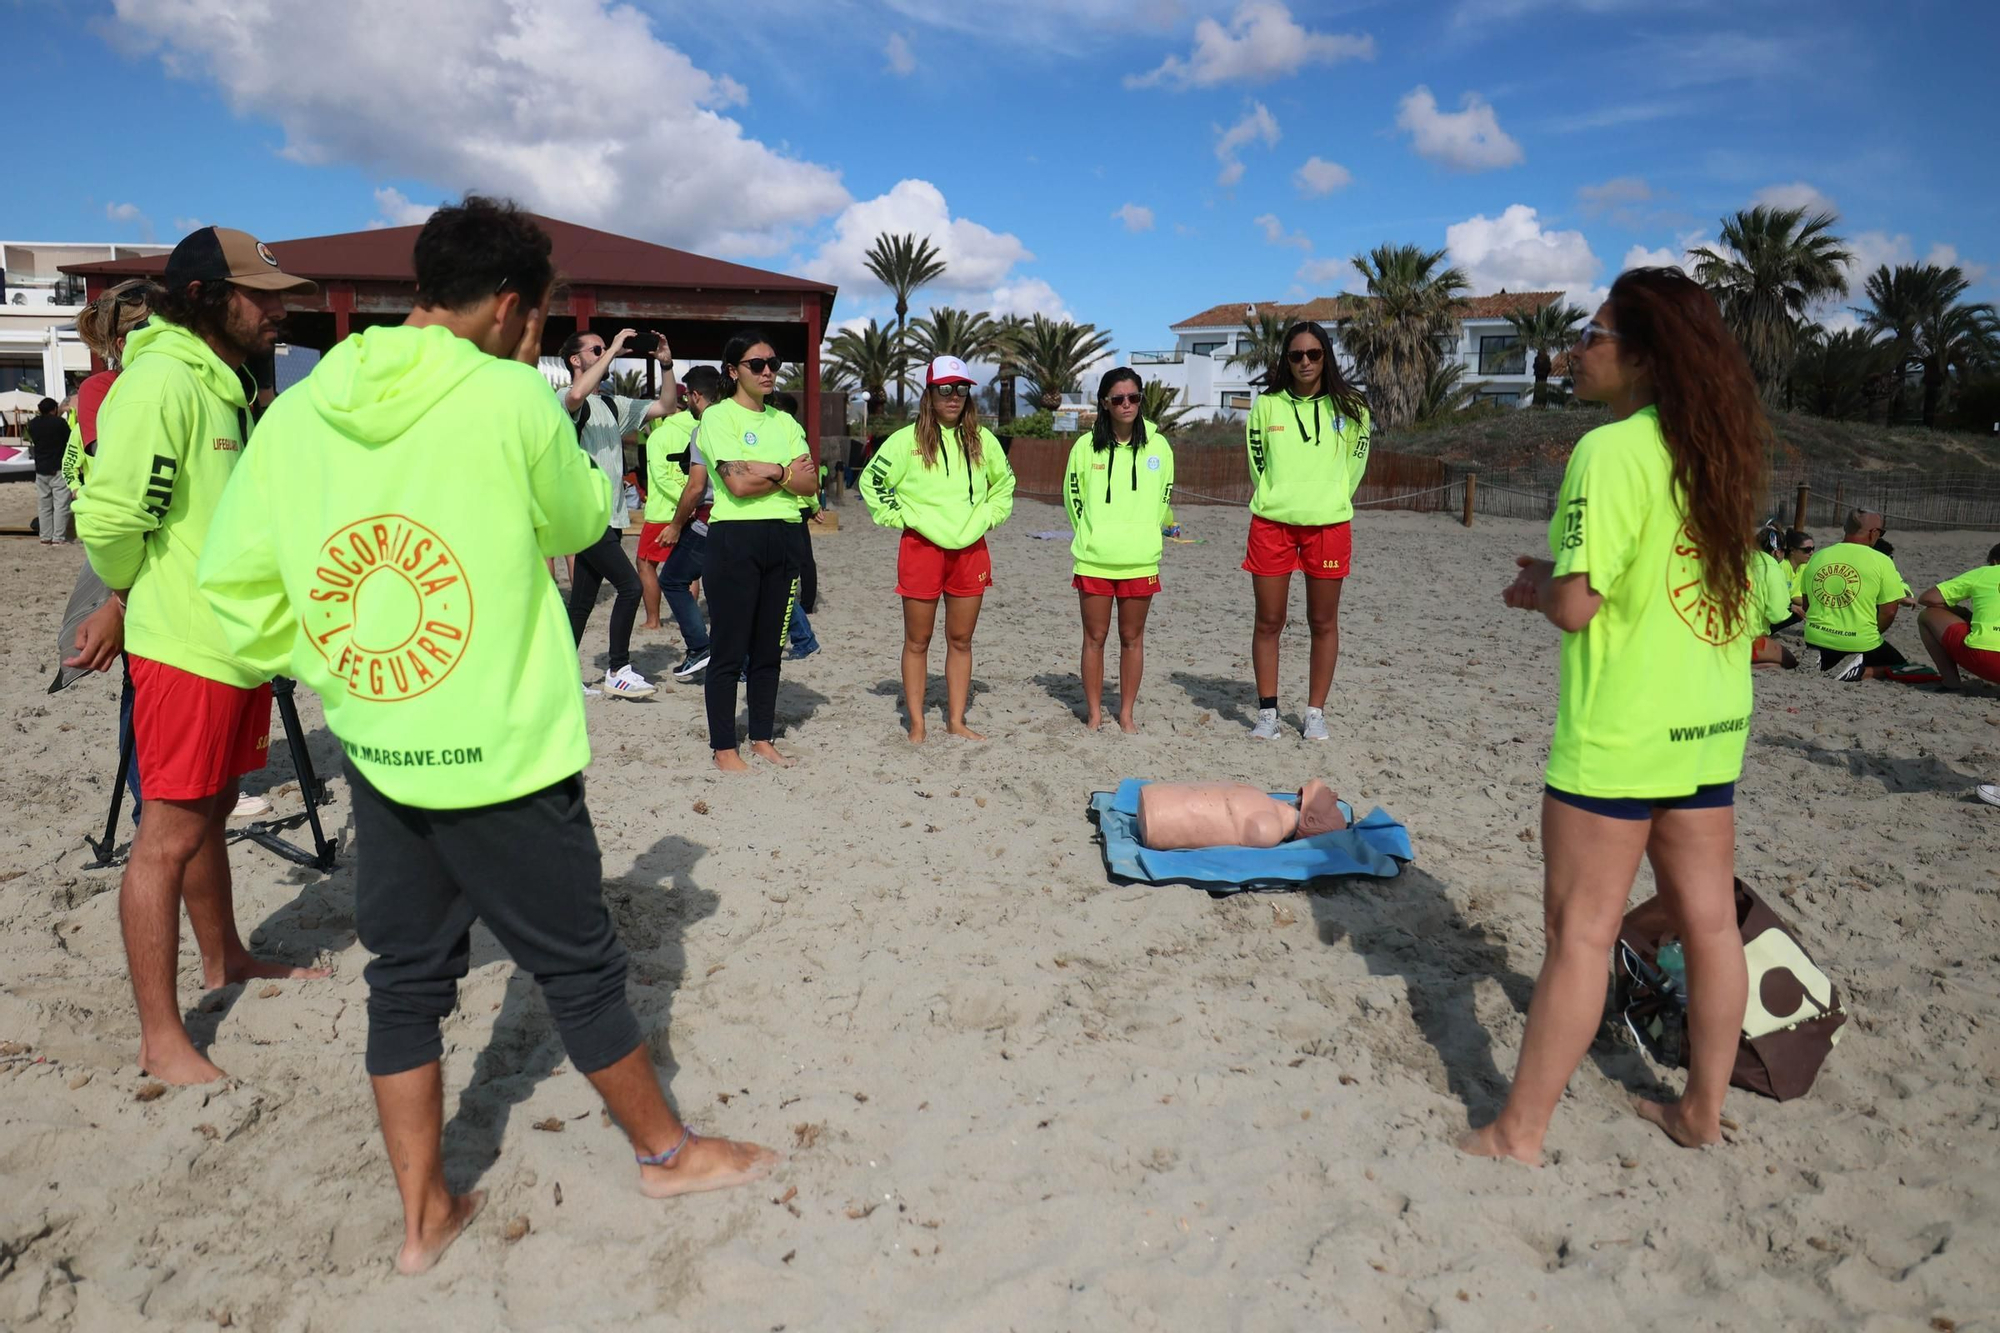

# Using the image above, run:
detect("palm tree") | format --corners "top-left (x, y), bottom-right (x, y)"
top-left (990, 314), bottom-right (1029, 424)
top-left (1223, 308), bottom-right (1294, 382)
top-left (1503, 299), bottom-right (1588, 407)
top-left (1856, 262), bottom-right (1931, 423)
top-left (906, 306), bottom-right (1002, 365)
top-left (1011, 315), bottom-right (1114, 412)
top-left (1691, 205), bottom-right (1851, 401)
top-left (1339, 243), bottom-right (1470, 429)
top-left (609, 368), bottom-right (648, 397)
top-left (1140, 378), bottom-right (1200, 433)
top-left (1415, 359), bottom-right (1480, 421)
top-left (826, 319), bottom-right (905, 418)
top-left (862, 232), bottom-right (947, 411)
top-left (1791, 326), bottom-right (1894, 421)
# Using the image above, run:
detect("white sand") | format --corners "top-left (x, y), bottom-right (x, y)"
top-left (2, 487), bottom-right (1996, 1331)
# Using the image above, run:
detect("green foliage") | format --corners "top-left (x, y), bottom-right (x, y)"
top-left (609, 368), bottom-right (648, 397)
top-left (1414, 359), bottom-right (1480, 422)
top-left (1692, 205), bottom-right (1851, 400)
top-left (1951, 379), bottom-right (2000, 432)
top-left (1222, 309), bottom-right (1292, 382)
top-left (863, 231), bottom-right (948, 411)
top-left (998, 409), bottom-right (1064, 438)
top-left (907, 306), bottom-right (1003, 364)
top-left (1340, 243), bottom-right (1471, 429)
top-left (1140, 378), bottom-right (1199, 433)
top-left (828, 319), bottom-right (906, 415)
top-left (1790, 327), bottom-right (1894, 421)
top-left (1502, 299), bottom-right (1590, 406)
top-left (1011, 315), bottom-right (1114, 412)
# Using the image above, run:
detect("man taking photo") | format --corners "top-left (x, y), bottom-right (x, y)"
top-left (73, 225), bottom-right (329, 1085)
top-left (559, 326), bottom-right (676, 699)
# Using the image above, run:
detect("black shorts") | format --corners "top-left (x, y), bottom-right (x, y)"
top-left (1814, 643), bottom-right (1907, 672)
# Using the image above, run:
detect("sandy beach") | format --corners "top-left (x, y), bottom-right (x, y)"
top-left (1, 485), bottom-right (1996, 1332)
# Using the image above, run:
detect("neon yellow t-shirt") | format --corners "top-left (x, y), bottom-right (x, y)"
top-left (698, 397), bottom-right (809, 523)
top-left (1801, 543), bottom-right (1909, 652)
top-left (1753, 550), bottom-right (1793, 629)
top-left (1543, 407), bottom-right (1753, 798)
top-left (1937, 564), bottom-right (2000, 651)
top-left (643, 410), bottom-right (695, 523)
top-left (1786, 558), bottom-right (1810, 600)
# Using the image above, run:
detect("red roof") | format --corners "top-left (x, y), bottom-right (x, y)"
top-left (1172, 290), bottom-right (1564, 329)
top-left (62, 214), bottom-right (834, 298)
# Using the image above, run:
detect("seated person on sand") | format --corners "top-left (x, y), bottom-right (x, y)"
top-left (1137, 780), bottom-right (1345, 849)
top-left (1800, 509), bottom-right (1910, 681)
top-left (1749, 533), bottom-right (1799, 668)
top-left (1781, 527), bottom-right (1815, 619)
top-left (1916, 542), bottom-right (2000, 692)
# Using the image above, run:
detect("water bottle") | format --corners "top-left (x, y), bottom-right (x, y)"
top-left (1656, 941), bottom-right (1687, 988)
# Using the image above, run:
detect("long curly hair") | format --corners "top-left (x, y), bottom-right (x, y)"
top-left (1608, 267), bottom-right (1771, 637)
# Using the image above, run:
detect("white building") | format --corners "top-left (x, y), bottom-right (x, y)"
top-left (1131, 290), bottom-right (1565, 420)
top-left (0, 240), bottom-right (172, 399)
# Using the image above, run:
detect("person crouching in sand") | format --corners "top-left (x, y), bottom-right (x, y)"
top-left (197, 197), bottom-right (775, 1273)
top-left (1464, 267), bottom-right (1763, 1165)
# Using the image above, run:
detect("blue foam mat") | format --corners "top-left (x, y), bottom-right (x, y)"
top-left (1089, 779), bottom-right (1413, 892)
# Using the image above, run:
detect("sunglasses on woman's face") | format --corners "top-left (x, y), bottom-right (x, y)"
top-left (737, 356), bottom-right (781, 374)
top-left (931, 383), bottom-right (971, 398)
top-left (1287, 347), bottom-right (1323, 365)
top-left (1106, 392), bottom-right (1142, 406)
top-left (1576, 323), bottom-right (1620, 351)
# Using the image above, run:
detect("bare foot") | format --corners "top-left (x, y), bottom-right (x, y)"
top-left (1117, 714), bottom-right (1138, 734)
top-left (639, 620), bottom-right (664, 632)
top-left (1084, 712), bottom-right (1104, 732)
top-left (139, 1040), bottom-right (227, 1086)
top-left (1633, 1097), bottom-right (1722, 1149)
top-left (749, 741), bottom-right (795, 768)
top-left (945, 722), bottom-right (987, 742)
top-left (907, 721), bottom-right (927, 745)
top-left (212, 953), bottom-right (332, 988)
top-left (395, 1190), bottom-right (487, 1276)
top-left (638, 1134), bottom-right (780, 1200)
top-left (1456, 1122), bottom-right (1541, 1166)
top-left (712, 748), bottom-right (750, 773)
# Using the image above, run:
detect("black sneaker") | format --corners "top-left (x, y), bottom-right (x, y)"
top-left (672, 650), bottom-right (711, 680)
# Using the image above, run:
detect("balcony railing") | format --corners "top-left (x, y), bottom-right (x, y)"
top-left (1130, 350), bottom-right (1185, 364)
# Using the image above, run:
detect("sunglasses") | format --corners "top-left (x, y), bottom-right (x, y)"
top-left (737, 356), bottom-right (782, 374)
top-left (1106, 392), bottom-right (1142, 406)
top-left (931, 383), bottom-right (970, 398)
top-left (580, 344), bottom-right (606, 357)
top-left (1287, 347), bottom-right (1324, 365)
top-left (1576, 323), bottom-right (1620, 351)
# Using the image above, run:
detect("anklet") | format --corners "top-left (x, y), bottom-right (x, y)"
top-left (636, 1126), bottom-right (696, 1167)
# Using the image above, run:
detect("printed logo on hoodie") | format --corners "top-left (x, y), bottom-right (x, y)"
top-left (305, 514), bottom-right (473, 701)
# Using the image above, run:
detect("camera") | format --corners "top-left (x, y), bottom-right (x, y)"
top-left (624, 331), bottom-right (663, 356)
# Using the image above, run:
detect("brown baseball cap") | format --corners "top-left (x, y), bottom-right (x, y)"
top-left (164, 226), bottom-right (318, 295)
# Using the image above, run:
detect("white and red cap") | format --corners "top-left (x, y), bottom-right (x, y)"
top-left (925, 355), bottom-right (976, 386)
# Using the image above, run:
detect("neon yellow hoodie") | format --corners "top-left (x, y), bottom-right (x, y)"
top-left (643, 410), bottom-right (694, 523)
top-left (1245, 390), bottom-right (1371, 526)
top-left (1064, 422), bottom-right (1175, 579)
top-left (75, 316), bottom-right (262, 687)
top-left (197, 324), bottom-right (609, 809)
top-left (861, 422), bottom-right (1015, 550)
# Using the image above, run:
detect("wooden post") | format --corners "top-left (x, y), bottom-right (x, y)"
top-left (1462, 472), bottom-right (1477, 527)
top-left (1832, 482), bottom-right (1844, 527)
top-left (1792, 483), bottom-right (1809, 533)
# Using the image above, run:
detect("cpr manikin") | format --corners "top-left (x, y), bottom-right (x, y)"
top-left (1136, 779), bottom-right (1346, 850)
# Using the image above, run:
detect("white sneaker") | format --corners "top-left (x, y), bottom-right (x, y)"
top-left (230, 793), bottom-right (273, 820)
top-left (1826, 653), bottom-right (1865, 682)
top-left (1301, 707), bottom-right (1329, 742)
top-left (1250, 707), bottom-right (1282, 740)
top-left (1976, 783), bottom-right (2000, 809)
top-left (604, 665), bottom-right (658, 700)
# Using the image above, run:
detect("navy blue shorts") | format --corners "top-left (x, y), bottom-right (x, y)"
top-left (1544, 782), bottom-right (1736, 821)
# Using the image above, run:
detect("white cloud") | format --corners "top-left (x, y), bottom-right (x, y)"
top-left (1214, 101), bottom-right (1279, 187)
top-left (1296, 256), bottom-right (1362, 290)
top-left (1446, 204), bottom-right (1602, 307)
top-left (1126, 2), bottom-right (1374, 90)
top-left (1753, 180), bottom-right (1836, 215)
top-left (1578, 175), bottom-right (1651, 216)
top-left (170, 216), bottom-right (204, 235)
top-left (1395, 86), bottom-right (1523, 172)
top-left (108, 0), bottom-right (850, 258)
top-left (1113, 203), bottom-right (1155, 233)
top-left (1293, 156), bottom-right (1352, 197)
top-left (369, 187), bottom-right (438, 229)
top-left (1925, 242), bottom-right (1989, 286)
top-left (884, 32), bottom-right (916, 76)
top-left (989, 276), bottom-right (1073, 323)
top-left (1253, 213), bottom-right (1310, 251)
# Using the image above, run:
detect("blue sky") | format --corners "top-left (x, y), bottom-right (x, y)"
top-left (14, 0), bottom-right (1998, 354)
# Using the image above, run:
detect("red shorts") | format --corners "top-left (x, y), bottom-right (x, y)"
top-left (897, 530), bottom-right (992, 599)
top-left (1943, 621), bottom-right (2000, 684)
top-left (1073, 574), bottom-right (1160, 599)
top-left (1243, 515), bottom-right (1352, 579)
top-left (637, 522), bottom-right (676, 564)
top-left (129, 656), bottom-right (273, 801)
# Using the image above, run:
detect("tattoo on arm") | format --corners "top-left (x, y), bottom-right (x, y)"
top-left (715, 459), bottom-right (746, 477)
